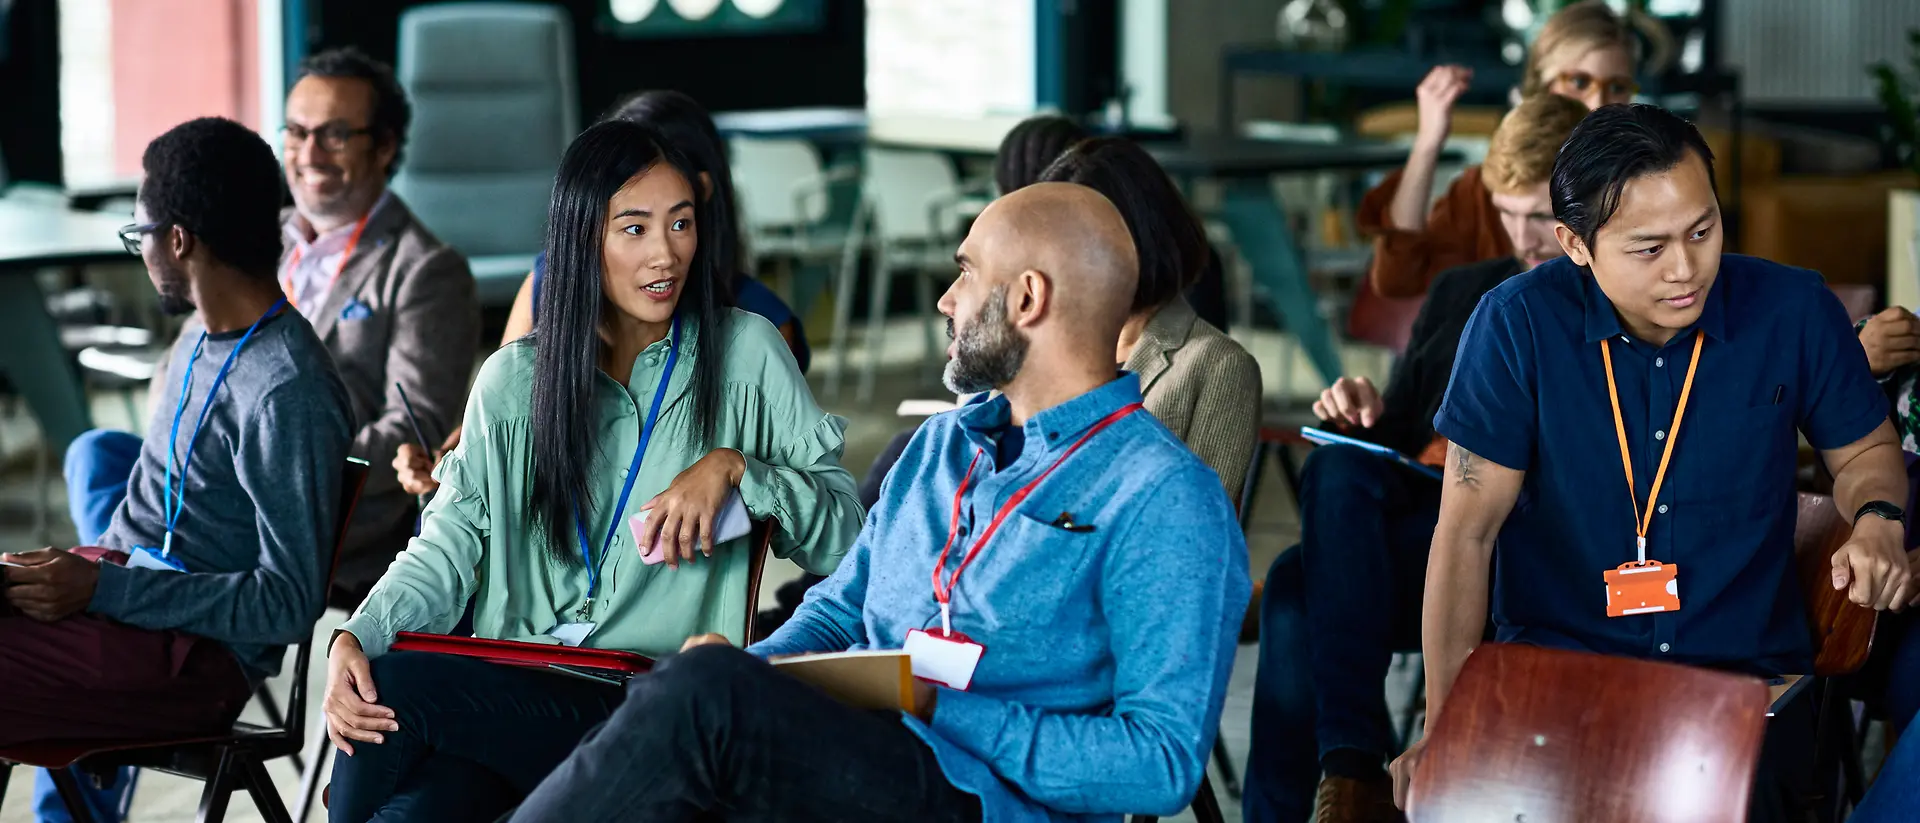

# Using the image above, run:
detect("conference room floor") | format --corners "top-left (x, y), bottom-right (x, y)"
top-left (0, 323), bottom-right (1407, 822)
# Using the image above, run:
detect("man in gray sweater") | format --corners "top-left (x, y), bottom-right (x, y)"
top-left (0, 117), bottom-right (353, 820)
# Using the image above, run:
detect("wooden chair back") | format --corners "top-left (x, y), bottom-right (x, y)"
top-left (1409, 643), bottom-right (1769, 823)
top-left (743, 518), bottom-right (777, 642)
top-left (1793, 493), bottom-right (1879, 676)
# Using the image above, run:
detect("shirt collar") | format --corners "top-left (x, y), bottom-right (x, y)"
top-left (284, 189), bottom-right (392, 252)
top-left (1578, 262), bottom-right (1728, 346)
top-left (957, 372), bottom-right (1144, 455)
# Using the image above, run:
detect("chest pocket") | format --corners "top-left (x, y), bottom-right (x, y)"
top-left (953, 509), bottom-right (1102, 632)
top-left (1680, 399), bottom-right (1794, 517)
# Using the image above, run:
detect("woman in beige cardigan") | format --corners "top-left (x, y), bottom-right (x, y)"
top-left (1039, 137), bottom-right (1264, 499)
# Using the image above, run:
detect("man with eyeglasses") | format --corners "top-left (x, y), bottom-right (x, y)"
top-left (11, 118), bottom-right (354, 823)
top-left (70, 46), bottom-right (477, 605)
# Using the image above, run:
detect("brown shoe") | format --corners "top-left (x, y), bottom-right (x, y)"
top-left (1312, 774), bottom-right (1404, 823)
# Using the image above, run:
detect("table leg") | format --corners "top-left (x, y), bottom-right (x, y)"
top-left (1216, 177), bottom-right (1343, 388)
top-left (0, 271), bottom-right (93, 457)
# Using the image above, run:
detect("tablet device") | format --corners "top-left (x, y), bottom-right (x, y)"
top-left (1298, 426), bottom-right (1444, 480)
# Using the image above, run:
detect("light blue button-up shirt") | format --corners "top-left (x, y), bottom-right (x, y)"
top-left (753, 374), bottom-right (1251, 821)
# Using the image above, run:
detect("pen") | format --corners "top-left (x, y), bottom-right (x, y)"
top-left (396, 383), bottom-right (435, 527)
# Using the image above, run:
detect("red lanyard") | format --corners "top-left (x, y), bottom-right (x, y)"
top-left (282, 210), bottom-right (372, 309)
top-left (1600, 330), bottom-right (1703, 564)
top-left (930, 402), bottom-right (1142, 633)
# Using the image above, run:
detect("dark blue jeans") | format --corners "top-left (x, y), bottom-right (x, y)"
top-left (33, 429), bottom-right (145, 823)
top-left (1852, 707), bottom-right (1920, 822)
top-left (1244, 444), bottom-right (1440, 823)
top-left (509, 644), bottom-right (982, 823)
top-left (326, 651), bottom-right (627, 823)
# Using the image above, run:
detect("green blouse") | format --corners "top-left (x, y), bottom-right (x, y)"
top-left (339, 310), bottom-right (861, 659)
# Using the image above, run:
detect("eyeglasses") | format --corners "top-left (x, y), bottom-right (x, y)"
top-left (1550, 71), bottom-right (1640, 100)
top-left (281, 122), bottom-right (374, 152)
top-left (118, 222), bottom-right (165, 256)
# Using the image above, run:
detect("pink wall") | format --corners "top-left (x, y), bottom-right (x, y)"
top-left (111, 0), bottom-right (260, 175)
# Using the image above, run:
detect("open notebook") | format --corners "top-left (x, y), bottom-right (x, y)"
top-left (771, 650), bottom-right (916, 713)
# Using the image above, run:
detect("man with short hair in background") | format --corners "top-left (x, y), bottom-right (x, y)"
top-left (66, 46), bottom-right (478, 610)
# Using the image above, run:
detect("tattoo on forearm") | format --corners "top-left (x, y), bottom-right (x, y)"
top-left (1452, 445), bottom-right (1481, 489)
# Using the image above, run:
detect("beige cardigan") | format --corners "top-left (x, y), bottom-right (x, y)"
top-left (1122, 298), bottom-right (1264, 501)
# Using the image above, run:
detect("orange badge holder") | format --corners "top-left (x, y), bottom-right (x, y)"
top-left (1604, 561), bottom-right (1681, 617)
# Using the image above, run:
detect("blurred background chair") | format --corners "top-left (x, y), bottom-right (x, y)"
top-left (392, 2), bottom-right (577, 307)
top-left (830, 147), bottom-right (976, 404)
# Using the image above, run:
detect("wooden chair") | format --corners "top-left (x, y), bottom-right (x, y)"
top-left (1407, 643), bottom-right (1771, 823)
top-left (0, 457), bottom-right (372, 823)
top-left (295, 518), bottom-right (779, 822)
top-left (1792, 493), bottom-right (1878, 678)
top-left (1790, 492), bottom-right (1880, 820)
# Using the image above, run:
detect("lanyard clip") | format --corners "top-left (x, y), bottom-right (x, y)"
top-left (1636, 535), bottom-right (1647, 565)
top-left (940, 601), bottom-right (952, 637)
top-left (162, 531), bottom-right (174, 559)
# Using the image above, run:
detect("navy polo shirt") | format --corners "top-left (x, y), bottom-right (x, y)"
top-left (1434, 254), bottom-right (1887, 675)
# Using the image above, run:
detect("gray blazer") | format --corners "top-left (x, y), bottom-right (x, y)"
top-left (1123, 298), bottom-right (1264, 502)
top-left (157, 193), bottom-right (479, 593)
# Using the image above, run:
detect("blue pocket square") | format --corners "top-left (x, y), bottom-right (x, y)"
top-left (340, 299), bottom-right (373, 321)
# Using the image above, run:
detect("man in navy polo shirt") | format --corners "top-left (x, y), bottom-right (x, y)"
top-left (1390, 103), bottom-right (1915, 820)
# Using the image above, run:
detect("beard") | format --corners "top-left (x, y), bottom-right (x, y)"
top-left (942, 285), bottom-right (1029, 395)
top-left (153, 264), bottom-right (196, 316)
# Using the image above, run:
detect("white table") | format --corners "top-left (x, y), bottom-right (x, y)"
top-left (0, 199), bottom-right (137, 456)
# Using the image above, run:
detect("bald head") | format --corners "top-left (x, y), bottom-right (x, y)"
top-left (966, 181), bottom-right (1138, 335)
top-left (938, 182), bottom-right (1140, 400)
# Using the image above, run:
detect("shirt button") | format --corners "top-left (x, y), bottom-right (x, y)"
top-left (1658, 504), bottom-right (1668, 514)
top-left (1655, 357), bottom-right (1665, 367)
top-left (1655, 430), bottom-right (1666, 441)
top-left (620, 468), bottom-right (630, 478)
top-left (1659, 643), bottom-right (1671, 653)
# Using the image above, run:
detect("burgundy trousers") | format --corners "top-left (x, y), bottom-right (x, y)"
top-left (0, 549), bottom-right (252, 747)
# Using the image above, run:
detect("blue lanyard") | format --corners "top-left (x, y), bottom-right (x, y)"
top-left (162, 298), bottom-right (288, 558)
top-left (573, 315), bottom-right (681, 604)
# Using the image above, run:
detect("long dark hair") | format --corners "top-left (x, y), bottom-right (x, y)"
top-left (528, 119), bottom-right (734, 563)
top-left (1039, 137), bottom-right (1210, 313)
top-left (605, 90), bottom-right (742, 294)
top-left (994, 114), bottom-right (1088, 194)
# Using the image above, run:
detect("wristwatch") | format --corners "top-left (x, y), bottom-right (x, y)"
top-left (1853, 500), bottom-right (1906, 525)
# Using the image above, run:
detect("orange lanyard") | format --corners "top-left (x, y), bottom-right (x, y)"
top-left (1601, 330), bottom-right (1703, 564)
top-left (282, 211), bottom-right (372, 309)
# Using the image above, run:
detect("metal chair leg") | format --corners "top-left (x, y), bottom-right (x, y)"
top-left (1397, 658), bottom-right (1427, 752)
top-left (1210, 732), bottom-right (1242, 800)
top-left (295, 721), bottom-right (332, 823)
top-left (1192, 774), bottom-right (1227, 823)
top-left (50, 766), bottom-right (100, 823)
top-left (857, 249), bottom-right (894, 405)
top-left (196, 748), bottom-right (236, 823)
top-left (238, 753), bottom-right (295, 823)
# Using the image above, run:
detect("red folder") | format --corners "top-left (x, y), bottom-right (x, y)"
top-left (391, 632), bottom-right (653, 677)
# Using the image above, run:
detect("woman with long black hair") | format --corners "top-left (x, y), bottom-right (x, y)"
top-left (320, 120), bottom-right (860, 822)
top-left (393, 90), bottom-right (810, 498)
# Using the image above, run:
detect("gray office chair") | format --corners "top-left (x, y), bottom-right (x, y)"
top-left (392, 2), bottom-right (577, 307)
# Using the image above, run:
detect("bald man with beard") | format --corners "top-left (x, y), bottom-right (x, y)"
top-left (504, 183), bottom-right (1252, 823)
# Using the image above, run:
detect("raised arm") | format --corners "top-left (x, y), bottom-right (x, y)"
top-left (1384, 66), bottom-right (1472, 234)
